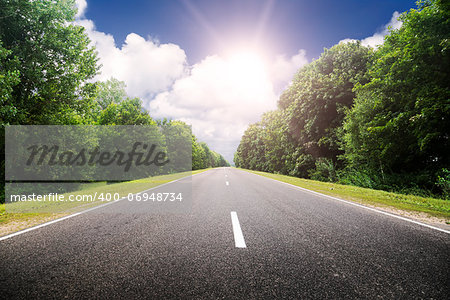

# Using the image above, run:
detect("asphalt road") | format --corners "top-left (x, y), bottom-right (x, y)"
top-left (1, 168), bottom-right (449, 299)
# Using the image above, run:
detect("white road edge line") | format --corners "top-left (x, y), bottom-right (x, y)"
top-left (0, 170), bottom-right (210, 242)
top-left (242, 169), bottom-right (450, 235)
top-left (231, 211), bottom-right (247, 248)
top-left (226, 181), bottom-right (229, 186)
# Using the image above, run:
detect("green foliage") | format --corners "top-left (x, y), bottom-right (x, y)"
top-left (309, 158), bottom-right (337, 182)
top-left (235, 0), bottom-right (449, 199)
top-left (92, 79), bottom-right (230, 171)
top-left (436, 169), bottom-right (450, 199)
top-left (337, 167), bottom-right (385, 190)
top-left (245, 169), bottom-right (450, 220)
top-left (341, 0), bottom-right (449, 193)
top-left (0, 43), bottom-right (20, 120)
top-left (192, 135), bottom-right (229, 170)
top-left (0, 0), bottom-right (228, 203)
top-left (192, 135), bottom-right (206, 170)
top-left (159, 120), bottom-right (193, 173)
top-left (259, 110), bottom-right (297, 174)
top-left (97, 98), bottom-right (155, 125)
top-left (96, 78), bottom-right (128, 110)
top-left (235, 42), bottom-right (373, 178)
top-left (0, 0), bottom-right (99, 125)
top-left (234, 123), bottom-right (267, 171)
top-left (280, 41), bottom-right (373, 161)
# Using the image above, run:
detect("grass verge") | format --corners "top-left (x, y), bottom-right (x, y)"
top-left (0, 169), bottom-right (208, 237)
top-left (242, 169), bottom-right (450, 223)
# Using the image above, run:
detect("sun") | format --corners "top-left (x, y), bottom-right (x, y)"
top-left (225, 49), bottom-right (269, 89)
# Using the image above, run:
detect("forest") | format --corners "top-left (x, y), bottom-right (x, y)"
top-left (234, 0), bottom-right (449, 199)
top-left (0, 0), bottom-right (228, 203)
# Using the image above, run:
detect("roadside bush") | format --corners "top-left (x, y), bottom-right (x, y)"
top-left (309, 158), bottom-right (337, 182)
top-left (338, 168), bottom-right (384, 190)
top-left (436, 169), bottom-right (450, 199)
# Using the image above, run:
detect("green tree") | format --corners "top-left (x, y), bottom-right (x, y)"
top-left (0, 43), bottom-right (20, 122)
top-left (1, 0), bottom-right (99, 203)
top-left (279, 41), bottom-right (373, 163)
top-left (199, 142), bottom-right (213, 167)
top-left (192, 135), bottom-right (206, 170)
top-left (0, 0), bottom-right (99, 125)
top-left (97, 98), bottom-right (154, 125)
top-left (341, 0), bottom-right (449, 192)
top-left (216, 153), bottom-right (229, 167)
top-left (159, 120), bottom-right (195, 172)
top-left (234, 123), bottom-right (267, 171)
top-left (236, 42), bottom-right (373, 177)
top-left (93, 78), bottom-right (156, 126)
top-left (259, 110), bottom-right (298, 175)
top-left (96, 78), bottom-right (128, 110)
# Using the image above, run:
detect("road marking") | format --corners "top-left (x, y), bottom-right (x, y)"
top-left (230, 211), bottom-right (246, 248)
top-left (0, 201), bottom-right (117, 242)
top-left (226, 181), bottom-right (229, 186)
top-left (242, 169), bottom-right (450, 235)
top-left (0, 171), bottom-right (210, 242)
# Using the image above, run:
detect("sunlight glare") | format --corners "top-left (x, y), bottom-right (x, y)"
top-left (226, 50), bottom-right (268, 90)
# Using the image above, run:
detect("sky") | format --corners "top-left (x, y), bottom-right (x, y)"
top-left (74, 0), bottom-right (417, 163)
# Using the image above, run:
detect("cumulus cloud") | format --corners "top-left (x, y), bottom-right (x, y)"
top-left (340, 11), bottom-right (402, 48)
top-left (74, 5), bottom-right (187, 99)
top-left (147, 50), bottom-right (308, 161)
top-left (75, 0), bottom-right (87, 18)
top-left (148, 54), bottom-right (281, 161)
top-left (74, 1), bottom-right (308, 162)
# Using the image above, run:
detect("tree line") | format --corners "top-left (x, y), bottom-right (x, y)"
top-left (0, 0), bottom-right (228, 203)
top-left (235, 0), bottom-right (449, 198)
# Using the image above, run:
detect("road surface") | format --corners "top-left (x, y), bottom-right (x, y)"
top-left (1, 168), bottom-right (449, 299)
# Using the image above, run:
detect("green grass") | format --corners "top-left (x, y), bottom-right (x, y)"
top-left (242, 169), bottom-right (450, 221)
top-left (0, 169), bottom-right (209, 236)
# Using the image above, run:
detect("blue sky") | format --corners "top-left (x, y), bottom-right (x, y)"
top-left (83, 0), bottom-right (416, 62)
top-left (75, 0), bottom-right (417, 162)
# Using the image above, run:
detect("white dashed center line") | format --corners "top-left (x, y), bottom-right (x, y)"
top-left (230, 211), bottom-right (246, 248)
top-left (226, 181), bottom-right (229, 186)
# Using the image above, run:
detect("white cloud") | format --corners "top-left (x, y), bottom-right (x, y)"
top-left (271, 49), bottom-right (308, 92)
top-left (147, 51), bottom-right (307, 162)
top-left (74, 9), bottom-right (187, 99)
top-left (340, 11), bottom-right (402, 48)
top-left (148, 54), bottom-right (280, 161)
top-left (74, 1), bottom-right (308, 162)
top-left (75, 0), bottom-right (87, 19)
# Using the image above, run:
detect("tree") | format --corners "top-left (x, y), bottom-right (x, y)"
top-left (234, 123), bottom-right (267, 171)
top-left (0, 0), bottom-right (99, 125)
top-left (91, 78), bottom-right (154, 125)
top-left (96, 78), bottom-right (128, 110)
top-left (192, 135), bottom-right (206, 170)
top-left (259, 110), bottom-right (297, 175)
top-left (0, 43), bottom-right (20, 122)
top-left (160, 120), bottom-right (195, 172)
top-left (279, 41), bottom-right (373, 163)
top-left (341, 0), bottom-right (450, 191)
top-left (236, 42), bottom-right (373, 177)
top-left (199, 142), bottom-right (213, 167)
top-left (97, 98), bottom-right (154, 125)
top-left (1, 0), bottom-right (99, 203)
